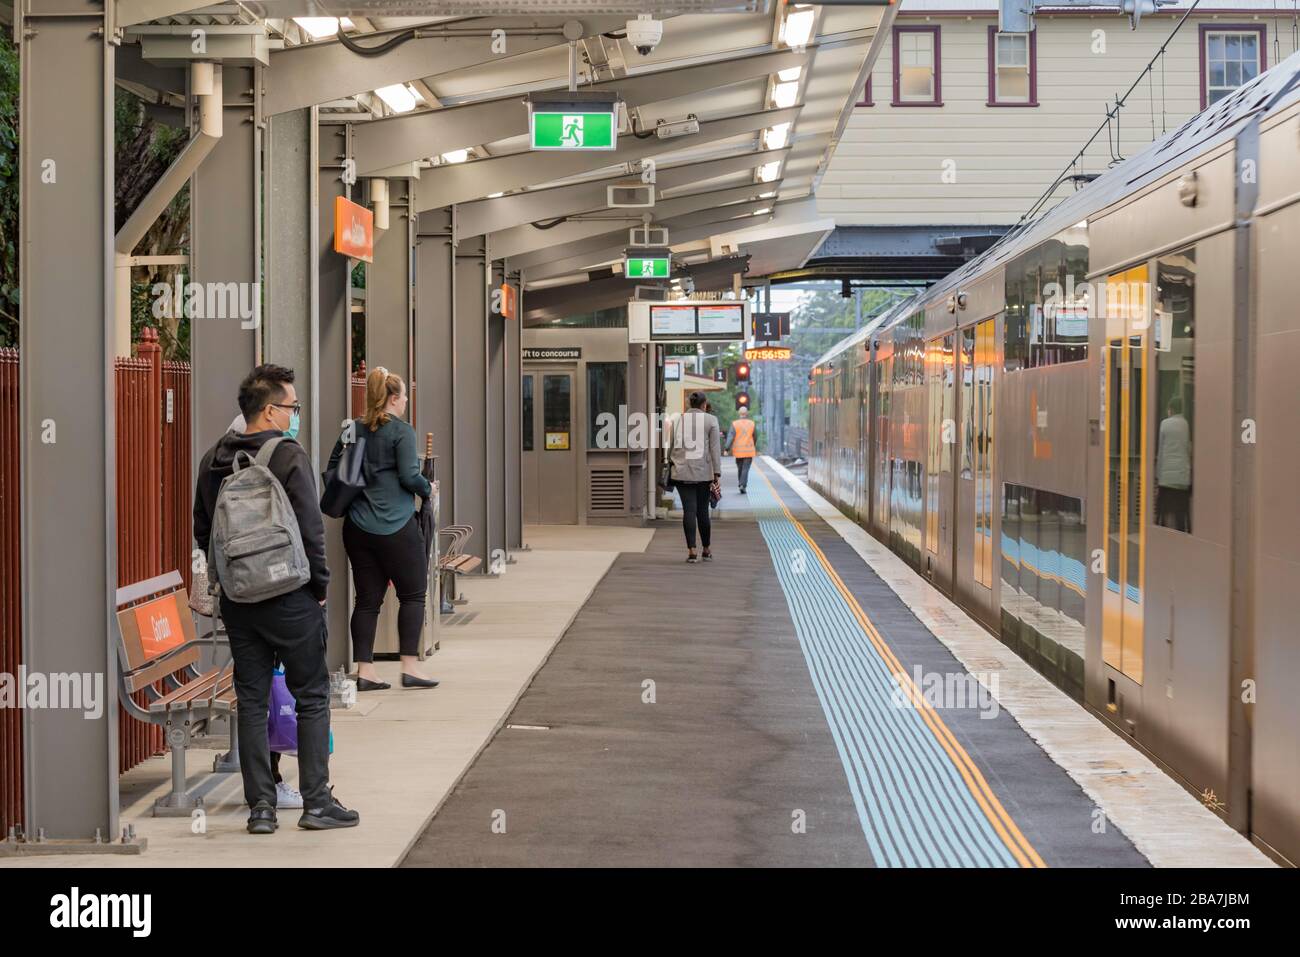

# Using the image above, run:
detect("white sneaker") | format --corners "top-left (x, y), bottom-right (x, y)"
top-left (276, 781), bottom-right (304, 810)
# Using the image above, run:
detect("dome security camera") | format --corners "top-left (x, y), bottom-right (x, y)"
top-left (626, 14), bottom-right (662, 56)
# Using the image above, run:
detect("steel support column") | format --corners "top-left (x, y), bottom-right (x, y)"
top-left (504, 269), bottom-right (523, 551)
top-left (487, 260), bottom-right (508, 568)
top-left (318, 122), bottom-right (353, 670)
top-left (265, 107), bottom-right (319, 461)
top-left (191, 64), bottom-right (260, 464)
top-left (18, 0), bottom-right (118, 842)
top-left (454, 233), bottom-right (490, 570)
top-left (415, 207), bottom-right (456, 515)
top-left (365, 178), bottom-right (416, 405)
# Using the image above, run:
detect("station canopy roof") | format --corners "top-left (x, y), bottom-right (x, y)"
top-left (111, 1), bottom-right (896, 294)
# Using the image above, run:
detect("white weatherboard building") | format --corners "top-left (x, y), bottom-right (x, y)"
top-left (806, 1), bottom-right (1300, 276)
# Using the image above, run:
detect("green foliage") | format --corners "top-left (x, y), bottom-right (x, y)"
top-left (131, 275), bottom-right (191, 361)
top-left (784, 285), bottom-right (907, 429)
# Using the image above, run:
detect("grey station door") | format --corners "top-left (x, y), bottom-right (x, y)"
top-left (522, 369), bottom-right (579, 524)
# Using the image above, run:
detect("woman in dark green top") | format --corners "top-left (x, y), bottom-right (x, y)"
top-left (328, 367), bottom-right (438, 690)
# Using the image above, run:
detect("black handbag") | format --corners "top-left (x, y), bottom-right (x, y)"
top-left (320, 423), bottom-right (369, 518)
top-left (658, 418), bottom-right (679, 491)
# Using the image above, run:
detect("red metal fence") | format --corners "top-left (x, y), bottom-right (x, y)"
top-left (0, 350), bottom-right (20, 836)
top-left (161, 359), bottom-right (193, 594)
top-left (115, 334), bottom-right (166, 774)
top-left (0, 333), bottom-right (194, 832)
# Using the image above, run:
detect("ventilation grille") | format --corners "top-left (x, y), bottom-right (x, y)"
top-left (590, 470), bottom-right (626, 512)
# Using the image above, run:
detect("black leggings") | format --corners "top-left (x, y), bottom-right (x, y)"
top-left (677, 481), bottom-right (712, 550)
top-left (343, 515), bottom-right (428, 660)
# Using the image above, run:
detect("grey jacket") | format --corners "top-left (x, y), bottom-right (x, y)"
top-left (668, 409), bottom-right (722, 483)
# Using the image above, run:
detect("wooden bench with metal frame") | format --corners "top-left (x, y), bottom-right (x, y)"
top-left (437, 524), bottom-right (482, 612)
top-left (115, 570), bottom-right (235, 817)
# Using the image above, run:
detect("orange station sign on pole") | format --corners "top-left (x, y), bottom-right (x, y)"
top-left (499, 284), bottom-right (517, 320)
top-left (333, 196), bottom-right (374, 263)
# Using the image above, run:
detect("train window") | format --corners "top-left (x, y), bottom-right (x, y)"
top-left (1004, 237), bottom-right (1088, 371)
top-left (1000, 483), bottom-right (1087, 700)
top-left (1154, 249), bottom-right (1195, 534)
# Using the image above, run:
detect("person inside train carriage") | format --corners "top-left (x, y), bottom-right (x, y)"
top-left (1156, 394), bottom-right (1192, 532)
top-left (327, 366), bottom-right (439, 691)
top-left (666, 390), bottom-right (722, 563)
top-left (725, 405), bottom-right (758, 494)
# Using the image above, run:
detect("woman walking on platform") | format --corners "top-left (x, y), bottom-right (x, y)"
top-left (667, 391), bottom-right (722, 563)
top-left (328, 367), bottom-right (439, 691)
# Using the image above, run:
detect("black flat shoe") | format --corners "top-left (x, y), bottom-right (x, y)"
top-left (298, 796), bottom-right (360, 831)
top-left (401, 673), bottom-right (440, 689)
top-left (247, 803), bottom-right (278, 835)
top-left (355, 676), bottom-right (391, 692)
top-left (702, 551), bottom-right (713, 562)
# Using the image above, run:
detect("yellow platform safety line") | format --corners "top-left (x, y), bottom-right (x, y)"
top-left (756, 467), bottom-right (1047, 869)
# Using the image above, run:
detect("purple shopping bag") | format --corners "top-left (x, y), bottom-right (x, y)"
top-left (267, 669), bottom-right (298, 755)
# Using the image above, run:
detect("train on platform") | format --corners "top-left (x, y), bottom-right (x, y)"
top-left (807, 50), bottom-right (1300, 866)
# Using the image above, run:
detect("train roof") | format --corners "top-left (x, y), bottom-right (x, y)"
top-left (811, 47), bottom-right (1300, 370)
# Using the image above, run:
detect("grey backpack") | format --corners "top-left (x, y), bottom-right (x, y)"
top-left (209, 437), bottom-right (311, 603)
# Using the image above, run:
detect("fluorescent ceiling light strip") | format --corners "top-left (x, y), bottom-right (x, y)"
top-left (374, 83), bottom-right (417, 114)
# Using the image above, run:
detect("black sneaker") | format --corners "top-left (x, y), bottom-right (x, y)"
top-left (298, 796), bottom-right (361, 830)
top-left (247, 802), bottom-right (278, 835)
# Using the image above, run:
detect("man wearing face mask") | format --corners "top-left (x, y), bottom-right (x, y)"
top-left (194, 364), bottom-right (358, 834)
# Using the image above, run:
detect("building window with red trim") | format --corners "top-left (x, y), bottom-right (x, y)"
top-left (892, 25), bottom-right (941, 107)
top-left (988, 28), bottom-right (1036, 106)
top-left (1200, 25), bottom-right (1266, 108)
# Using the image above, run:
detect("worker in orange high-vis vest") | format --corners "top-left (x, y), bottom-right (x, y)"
top-left (725, 408), bottom-right (757, 493)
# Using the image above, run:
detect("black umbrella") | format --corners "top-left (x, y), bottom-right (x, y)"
top-left (417, 432), bottom-right (436, 563)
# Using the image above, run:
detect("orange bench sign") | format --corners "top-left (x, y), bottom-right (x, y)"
top-left (333, 196), bottom-right (374, 263)
top-left (132, 593), bottom-right (187, 659)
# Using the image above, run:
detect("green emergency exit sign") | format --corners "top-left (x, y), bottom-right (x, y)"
top-left (527, 90), bottom-right (620, 152)
top-left (625, 256), bottom-right (670, 278)
top-left (531, 111), bottom-right (616, 150)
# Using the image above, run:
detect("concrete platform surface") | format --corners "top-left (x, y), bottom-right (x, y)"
top-left (1, 525), bottom-right (639, 868)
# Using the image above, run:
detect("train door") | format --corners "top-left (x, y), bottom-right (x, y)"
top-left (856, 362), bottom-right (870, 524)
top-left (872, 356), bottom-right (891, 537)
top-left (1102, 265), bottom-right (1148, 693)
top-left (956, 320), bottom-right (996, 614)
top-left (927, 334), bottom-right (957, 594)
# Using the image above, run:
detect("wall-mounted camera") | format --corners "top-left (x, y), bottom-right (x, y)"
top-left (626, 14), bottom-right (663, 56)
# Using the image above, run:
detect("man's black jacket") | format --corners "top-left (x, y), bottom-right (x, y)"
top-left (193, 429), bottom-right (329, 600)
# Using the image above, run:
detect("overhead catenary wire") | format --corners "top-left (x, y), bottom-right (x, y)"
top-left (982, 0), bottom-right (1205, 261)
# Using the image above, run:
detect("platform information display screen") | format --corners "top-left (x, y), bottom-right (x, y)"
top-left (650, 305), bottom-right (697, 338)
top-left (697, 304), bottom-right (745, 337)
top-left (632, 300), bottom-right (749, 343)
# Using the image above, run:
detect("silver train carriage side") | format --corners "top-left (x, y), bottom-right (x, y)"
top-left (807, 50), bottom-right (1300, 866)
